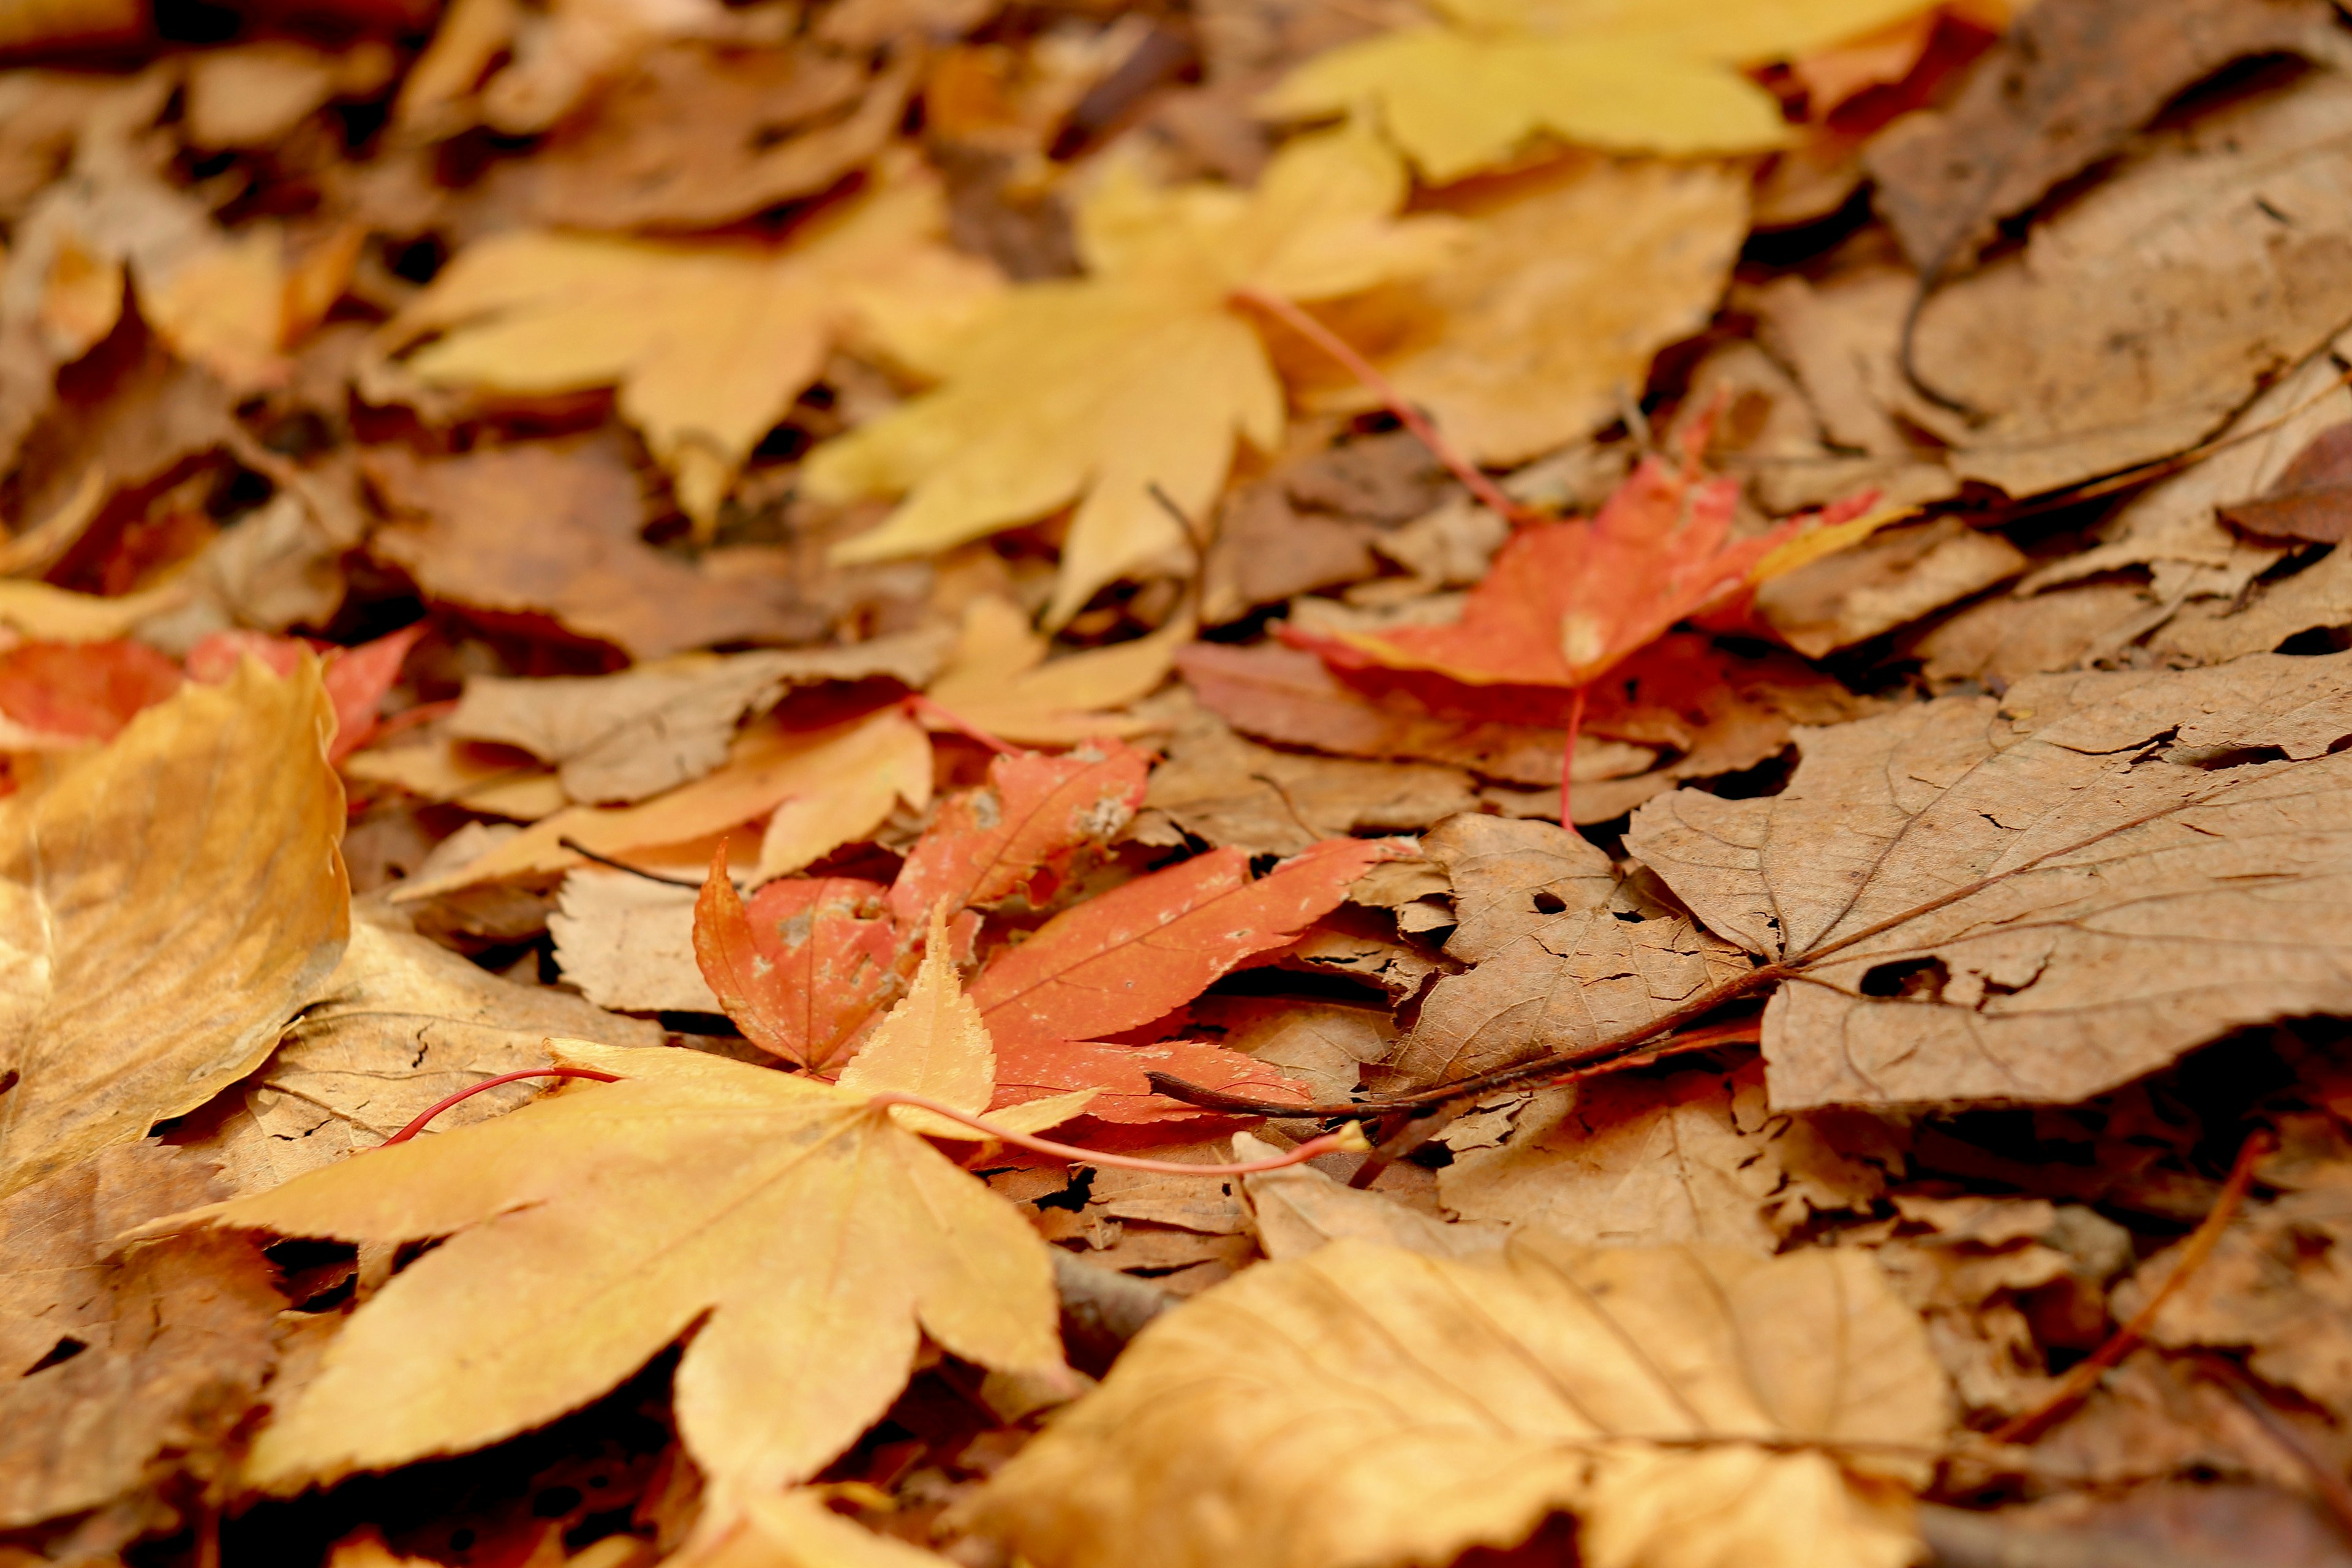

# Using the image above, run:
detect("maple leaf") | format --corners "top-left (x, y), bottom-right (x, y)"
top-left (696, 872), bottom-right (906, 1071)
top-left (888, 740), bottom-right (1152, 927)
top-left (186, 624), bottom-right (424, 763)
top-left (965, 1234), bottom-right (1949, 1568)
top-left (809, 119), bottom-right (1461, 625)
top-left (377, 157), bottom-right (1000, 526)
top-left (0, 657), bottom-right (349, 1198)
top-left (207, 937), bottom-right (1082, 1513)
top-left (1262, 0), bottom-right (1934, 182)
top-left (0, 638), bottom-right (180, 742)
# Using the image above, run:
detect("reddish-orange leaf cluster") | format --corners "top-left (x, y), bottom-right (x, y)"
top-left (695, 739), bottom-right (1403, 1121)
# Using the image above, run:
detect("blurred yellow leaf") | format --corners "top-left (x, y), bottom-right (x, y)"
top-left (810, 121), bottom-right (1460, 625)
top-left (1264, 0), bottom-right (1937, 182)
top-left (380, 159), bottom-right (1000, 526)
top-left (924, 596), bottom-right (1186, 746)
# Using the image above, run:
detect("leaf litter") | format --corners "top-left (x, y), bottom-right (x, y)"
top-left (20, 1), bottom-right (2352, 1565)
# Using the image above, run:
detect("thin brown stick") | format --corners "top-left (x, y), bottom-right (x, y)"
top-left (559, 838), bottom-right (708, 889)
top-left (1990, 1129), bottom-right (2274, 1446)
top-left (1230, 284), bottom-right (1534, 525)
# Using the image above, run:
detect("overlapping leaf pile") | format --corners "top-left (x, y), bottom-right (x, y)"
top-left (13, 0), bottom-right (2352, 1566)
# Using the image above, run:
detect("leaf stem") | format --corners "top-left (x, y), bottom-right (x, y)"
top-left (1988, 1127), bottom-right (2275, 1446)
top-left (862, 1091), bottom-right (1371, 1175)
top-left (1229, 285), bottom-right (1534, 526)
top-left (382, 1067), bottom-right (625, 1145)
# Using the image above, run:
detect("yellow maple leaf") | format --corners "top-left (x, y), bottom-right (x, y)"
top-left (809, 120), bottom-right (1461, 625)
top-left (377, 155), bottom-right (1000, 527)
top-left (1262, 0), bottom-right (1938, 183)
top-left (205, 927), bottom-right (1090, 1516)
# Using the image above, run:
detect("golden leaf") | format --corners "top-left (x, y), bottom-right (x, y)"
top-left (0, 658), bottom-right (349, 1198)
top-left (968, 1234), bottom-right (1950, 1568)
top-left (1264, 0), bottom-right (1936, 182)
top-left (811, 121), bottom-right (1460, 625)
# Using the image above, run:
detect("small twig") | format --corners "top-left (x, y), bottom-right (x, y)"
top-left (1990, 1128), bottom-right (2275, 1445)
top-left (864, 1091), bottom-right (1368, 1174)
top-left (1229, 284), bottom-right (1534, 525)
top-left (559, 837), bottom-right (709, 889)
top-left (904, 692), bottom-right (1020, 755)
top-left (1248, 769), bottom-right (1325, 847)
top-left (2189, 1351), bottom-right (2352, 1547)
top-left (382, 1067), bottom-right (625, 1144)
top-left (1145, 481), bottom-right (1212, 587)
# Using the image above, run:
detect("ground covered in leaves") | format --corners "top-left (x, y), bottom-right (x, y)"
top-left (10, 0), bottom-right (2352, 1564)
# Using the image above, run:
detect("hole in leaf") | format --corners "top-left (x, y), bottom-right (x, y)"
top-left (1859, 956), bottom-right (1950, 1001)
top-left (24, 1336), bottom-right (87, 1374)
top-left (1531, 891), bottom-right (1567, 914)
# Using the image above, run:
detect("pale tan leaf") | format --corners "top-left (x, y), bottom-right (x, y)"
top-left (1234, 1131), bottom-right (1504, 1261)
top-left (0, 658), bottom-right (349, 1199)
top-left (838, 914), bottom-right (994, 1136)
top-left (967, 1234), bottom-right (1948, 1568)
top-left (1626, 649), bottom-right (2352, 1110)
top-left (551, 870), bottom-right (717, 1014)
top-left (690, 1489), bottom-right (963, 1568)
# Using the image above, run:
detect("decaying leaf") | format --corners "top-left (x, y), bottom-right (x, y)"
top-left (1866, 0), bottom-right (2342, 273)
top-left (0, 1145), bottom-right (282, 1529)
top-left (967, 1233), bottom-right (1950, 1568)
top-left (811, 121), bottom-right (1460, 623)
top-left (184, 910), bottom-right (662, 1193)
top-left (1626, 650), bottom-right (2352, 1110)
top-left (1262, 0), bottom-right (1931, 181)
top-left (1390, 816), bottom-right (1748, 1085)
top-left (0, 658), bottom-right (349, 1199)
top-left (2217, 422), bottom-right (2352, 545)
top-left (696, 872), bottom-right (905, 1069)
top-left (208, 1033), bottom-right (1070, 1513)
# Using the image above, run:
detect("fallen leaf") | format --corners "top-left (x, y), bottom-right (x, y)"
top-left (2218, 422), bottom-right (2352, 545)
top-left (1865, 0), bottom-right (2341, 274)
top-left (0, 657), bottom-right (349, 1198)
top-left (0, 1194), bottom-right (281, 1529)
top-left (811, 121), bottom-right (1460, 624)
top-left (887, 740), bottom-right (1150, 928)
top-left (1373, 156), bottom-right (1750, 466)
top-left (365, 439), bottom-right (825, 658)
top-left (207, 1036), bottom-right (1066, 1512)
top-left (380, 162), bottom-right (998, 524)
top-left (1261, 0), bottom-right (1930, 181)
top-left (1752, 516), bottom-right (2026, 658)
top-left (691, 1488), bottom-right (963, 1568)
top-left (341, 739), bottom-right (568, 821)
top-left (696, 873), bottom-right (905, 1070)
top-left (448, 633), bottom-right (945, 804)
top-left (1390, 816), bottom-right (1749, 1085)
top-left (966, 1233), bottom-right (1949, 1568)
top-left (182, 910), bottom-right (662, 1193)
top-left (1237, 1131), bottom-right (1504, 1261)
top-left (0, 579), bottom-right (190, 644)
top-left (1624, 650), bottom-right (2352, 1110)
top-left (0, 638), bottom-right (180, 741)
top-left (924, 597), bottom-right (1185, 747)
top-left (551, 870), bottom-right (717, 1014)
top-left (1438, 1063), bottom-right (1893, 1251)
top-left (1908, 69), bottom-right (2352, 497)
top-left (181, 40), bottom-right (390, 148)
top-left (186, 624), bottom-right (424, 763)
top-left (987, 1036), bottom-right (1315, 1126)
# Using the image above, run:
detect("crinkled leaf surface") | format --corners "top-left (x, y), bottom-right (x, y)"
top-left (0, 658), bottom-right (349, 1199)
top-left (1625, 650), bottom-right (2352, 1110)
top-left (217, 1039), bottom-right (1063, 1506)
top-left (811, 123), bottom-right (1458, 624)
top-left (968, 1233), bottom-right (1948, 1568)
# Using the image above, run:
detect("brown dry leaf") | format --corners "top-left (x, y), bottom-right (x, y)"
top-left (966, 1234), bottom-right (1950, 1568)
top-left (205, 983), bottom-right (1072, 1515)
top-left (364, 440), bottom-right (824, 658)
top-left (342, 740), bottom-right (569, 821)
top-left (183, 41), bottom-right (394, 148)
top-left (1909, 69), bottom-right (2352, 497)
top-left (510, 45), bottom-right (916, 230)
top-left (1909, 580), bottom-right (2158, 691)
top-left (0, 1147), bottom-right (282, 1529)
top-left (1625, 650), bottom-right (2352, 1110)
top-left (1200, 431), bottom-right (1458, 620)
top-left (1389, 816), bottom-right (1749, 1087)
top-left (448, 633), bottom-right (946, 804)
top-left (1754, 517), bottom-right (2026, 658)
top-left (1134, 692), bottom-right (1479, 856)
top-left (1438, 1063), bottom-right (1894, 1252)
top-left (2150, 546), bottom-right (2352, 667)
top-left (0, 658), bottom-right (349, 1199)
top-left (1866, 0), bottom-right (2343, 274)
top-left (2218, 422), bottom-right (2352, 545)
top-left (181, 910), bottom-right (662, 1194)
top-left (1374, 157), bottom-right (1750, 466)
top-left (1235, 1131), bottom-right (1504, 1262)
top-left (550, 870), bottom-right (717, 1014)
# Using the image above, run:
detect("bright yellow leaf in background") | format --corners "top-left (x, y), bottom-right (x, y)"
top-left (810, 121), bottom-right (1461, 625)
top-left (379, 158), bottom-right (1000, 527)
top-left (1263, 0), bottom-right (1939, 182)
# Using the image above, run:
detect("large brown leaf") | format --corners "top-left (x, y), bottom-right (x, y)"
top-left (0, 658), bottom-right (350, 1199)
top-left (966, 1234), bottom-right (1949, 1568)
top-left (1626, 650), bottom-right (2352, 1110)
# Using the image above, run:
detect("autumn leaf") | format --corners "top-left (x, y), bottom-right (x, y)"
top-left (209, 1025), bottom-right (1073, 1511)
top-left (810, 120), bottom-right (1461, 624)
top-left (1262, 0), bottom-right (1934, 182)
top-left (888, 740), bottom-right (1152, 928)
top-left (379, 158), bottom-right (1000, 526)
top-left (965, 1234), bottom-right (1950, 1568)
top-left (1623, 650), bottom-right (2352, 1110)
top-left (0, 657), bottom-right (349, 1198)
top-left (923, 596), bottom-right (1188, 747)
top-left (696, 871), bottom-right (907, 1071)
top-left (0, 638), bottom-right (180, 742)
top-left (186, 624), bottom-right (424, 763)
